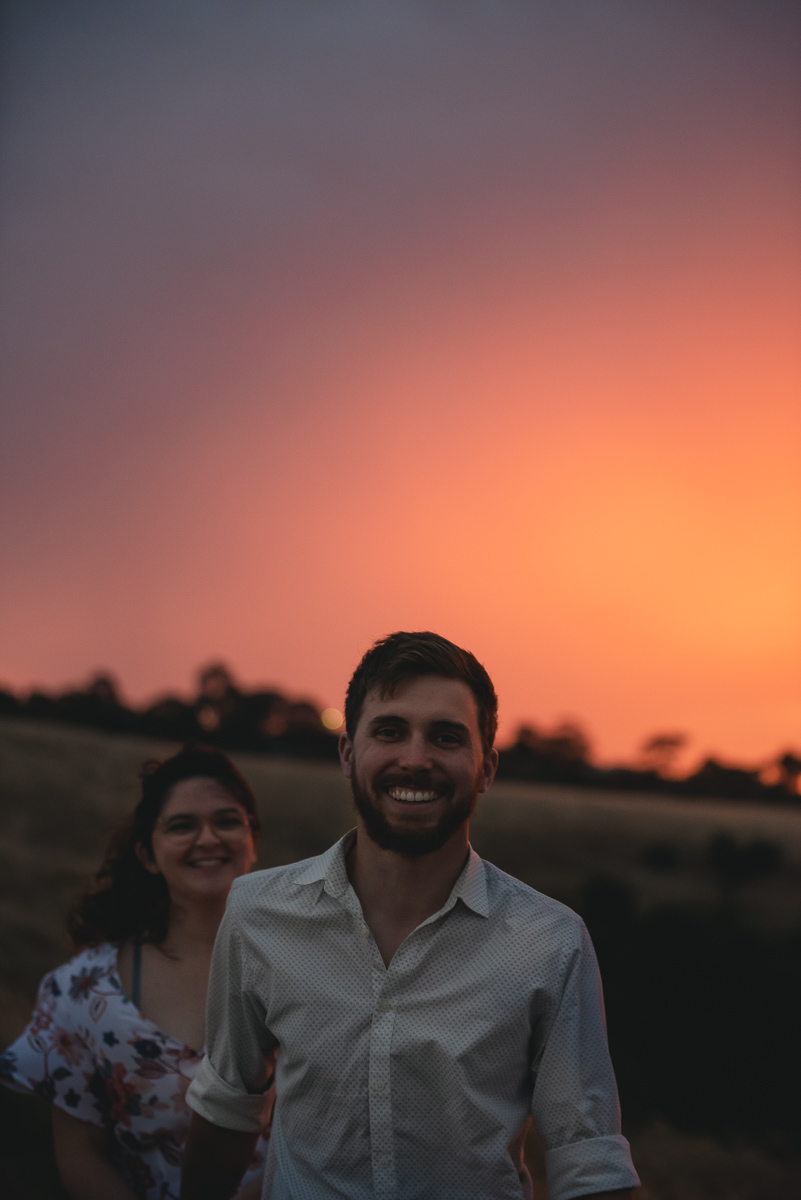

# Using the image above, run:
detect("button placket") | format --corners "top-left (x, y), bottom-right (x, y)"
top-left (368, 995), bottom-right (397, 1197)
top-left (344, 877), bottom-right (459, 1197)
top-left (366, 927), bottom-right (440, 1195)
top-left (353, 912), bottom-right (395, 1194)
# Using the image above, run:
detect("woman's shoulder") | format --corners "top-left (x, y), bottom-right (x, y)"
top-left (0, 944), bottom-right (117, 1100)
top-left (38, 942), bottom-right (121, 1004)
top-left (15, 943), bottom-right (125, 1038)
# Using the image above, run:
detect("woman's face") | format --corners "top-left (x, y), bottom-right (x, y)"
top-left (140, 777), bottom-right (258, 905)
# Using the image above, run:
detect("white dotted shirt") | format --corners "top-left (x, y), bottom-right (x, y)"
top-left (187, 832), bottom-right (640, 1200)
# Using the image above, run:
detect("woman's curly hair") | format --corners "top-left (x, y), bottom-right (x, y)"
top-left (68, 745), bottom-right (259, 948)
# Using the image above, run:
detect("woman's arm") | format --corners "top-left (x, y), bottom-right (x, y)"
top-left (52, 1106), bottom-right (140, 1200)
top-left (180, 1113), bottom-right (259, 1200)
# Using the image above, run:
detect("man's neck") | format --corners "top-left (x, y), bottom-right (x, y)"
top-left (346, 821), bottom-right (470, 967)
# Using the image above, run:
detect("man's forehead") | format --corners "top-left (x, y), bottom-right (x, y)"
top-left (362, 676), bottom-right (480, 721)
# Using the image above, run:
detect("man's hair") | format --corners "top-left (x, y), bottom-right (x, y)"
top-left (345, 631), bottom-right (498, 751)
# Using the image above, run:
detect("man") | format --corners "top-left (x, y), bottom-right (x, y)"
top-left (182, 632), bottom-right (640, 1200)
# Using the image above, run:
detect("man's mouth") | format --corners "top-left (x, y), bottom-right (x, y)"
top-left (187, 857), bottom-right (229, 867)
top-left (386, 787), bottom-right (442, 804)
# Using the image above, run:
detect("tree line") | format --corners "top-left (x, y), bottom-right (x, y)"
top-left (1, 665), bottom-right (798, 803)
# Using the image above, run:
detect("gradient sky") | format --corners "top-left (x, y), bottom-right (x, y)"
top-left (1, 0), bottom-right (799, 768)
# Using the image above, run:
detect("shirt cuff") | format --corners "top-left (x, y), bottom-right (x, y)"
top-left (545, 1134), bottom-right (640, 1200)
top-left (186, 1054), bottom-right (272, 1134)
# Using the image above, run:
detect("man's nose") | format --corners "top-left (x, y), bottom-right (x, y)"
top-left (398, 731), bottom-right (433, 771)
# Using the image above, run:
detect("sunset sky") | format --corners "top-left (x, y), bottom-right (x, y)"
top-left (1, 1), bottom-right (799, 768)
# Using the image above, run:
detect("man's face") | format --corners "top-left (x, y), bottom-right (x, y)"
top-left (339, 675), bottom-right (498, 857)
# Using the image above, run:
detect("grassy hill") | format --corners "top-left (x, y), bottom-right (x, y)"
top-left (2, 714), bottom-right (799, 1025)
top-left (2, 716), bottom-right (800, 1199)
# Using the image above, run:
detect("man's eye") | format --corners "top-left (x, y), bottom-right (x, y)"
top-left (375, 726), bottom-right (401, 739)
top-left (216, 816), bottom-right (246, 828)
top-left (167, 821), bottom-right (195, 833)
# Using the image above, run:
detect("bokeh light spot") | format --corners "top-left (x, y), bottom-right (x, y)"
top-left (322, 707), bottom-right (343, 731)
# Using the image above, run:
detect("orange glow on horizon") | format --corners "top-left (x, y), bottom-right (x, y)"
top-left (1, 3), bottom-right (799, 769)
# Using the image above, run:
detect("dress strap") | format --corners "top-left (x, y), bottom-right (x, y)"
top-left (131, 941), bottom-right (142, 1009)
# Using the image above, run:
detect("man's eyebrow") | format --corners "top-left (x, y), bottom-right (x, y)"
top-left (429, 719), bottom-right (471, 736)
top-left (366, 713), bottom-right (409, 731)
top-left (365, 715), bottom-right (472, 737)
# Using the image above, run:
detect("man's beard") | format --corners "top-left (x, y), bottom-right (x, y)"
top-left (350, 771), bottom-right (478, 858)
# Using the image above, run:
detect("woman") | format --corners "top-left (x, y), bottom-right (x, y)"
top-left (0, 745), bottom-right (272, 1200)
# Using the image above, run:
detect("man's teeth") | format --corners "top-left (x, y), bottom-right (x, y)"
top-left (190, 858), bottom-right (226, 866)
top-left (387, 788), bottom-right (440, 803)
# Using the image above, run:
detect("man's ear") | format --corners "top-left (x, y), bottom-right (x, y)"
top-left (339, 732), bottom-right (354, 779)
top-left (478, 747), bottom-right (499, 794)
top-left (135, 841), bottom-right (161, 875)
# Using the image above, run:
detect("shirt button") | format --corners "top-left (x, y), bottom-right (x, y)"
top-left (360, 926), bottom-right (370, 938)
top-left (378, 999), bottom-right (392, 1013)
top-left (377, 1157), bottom-right (391, 1170)
top-left (372, 1079), bottom-right (387, 1093)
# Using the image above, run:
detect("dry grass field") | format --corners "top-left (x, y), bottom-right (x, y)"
top-left (2, 716), bottom-right (800, 1198)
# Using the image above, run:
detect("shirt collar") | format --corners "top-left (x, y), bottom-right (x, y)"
top-left (456, 847), bottom-right (490, 918)
top-left (294, 830), bottom-right (355, 894)
top-left (295, 831), bottom-right (489, 918)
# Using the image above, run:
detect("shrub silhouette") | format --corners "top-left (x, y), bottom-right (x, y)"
top-left (640, 841), bottom-right (681, 873)
top-left (578, 880), bottom-right (801, 1148)
top-left (703, 834), bottom-right (782, 890)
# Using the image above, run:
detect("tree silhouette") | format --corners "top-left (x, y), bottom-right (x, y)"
top-left (639, 732), bottom-right (688, 777)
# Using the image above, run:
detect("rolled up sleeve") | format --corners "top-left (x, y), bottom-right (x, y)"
top-left (187, 894), bottom-right (277, 1133)
top-left (531, 920), bottom-right (640, 1200)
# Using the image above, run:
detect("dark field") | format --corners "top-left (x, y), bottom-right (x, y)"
top-left (1, 717), bottom-right (800, 1198)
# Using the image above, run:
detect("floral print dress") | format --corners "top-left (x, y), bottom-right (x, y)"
top-left (0, 943), bottom-right (272, 1199)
